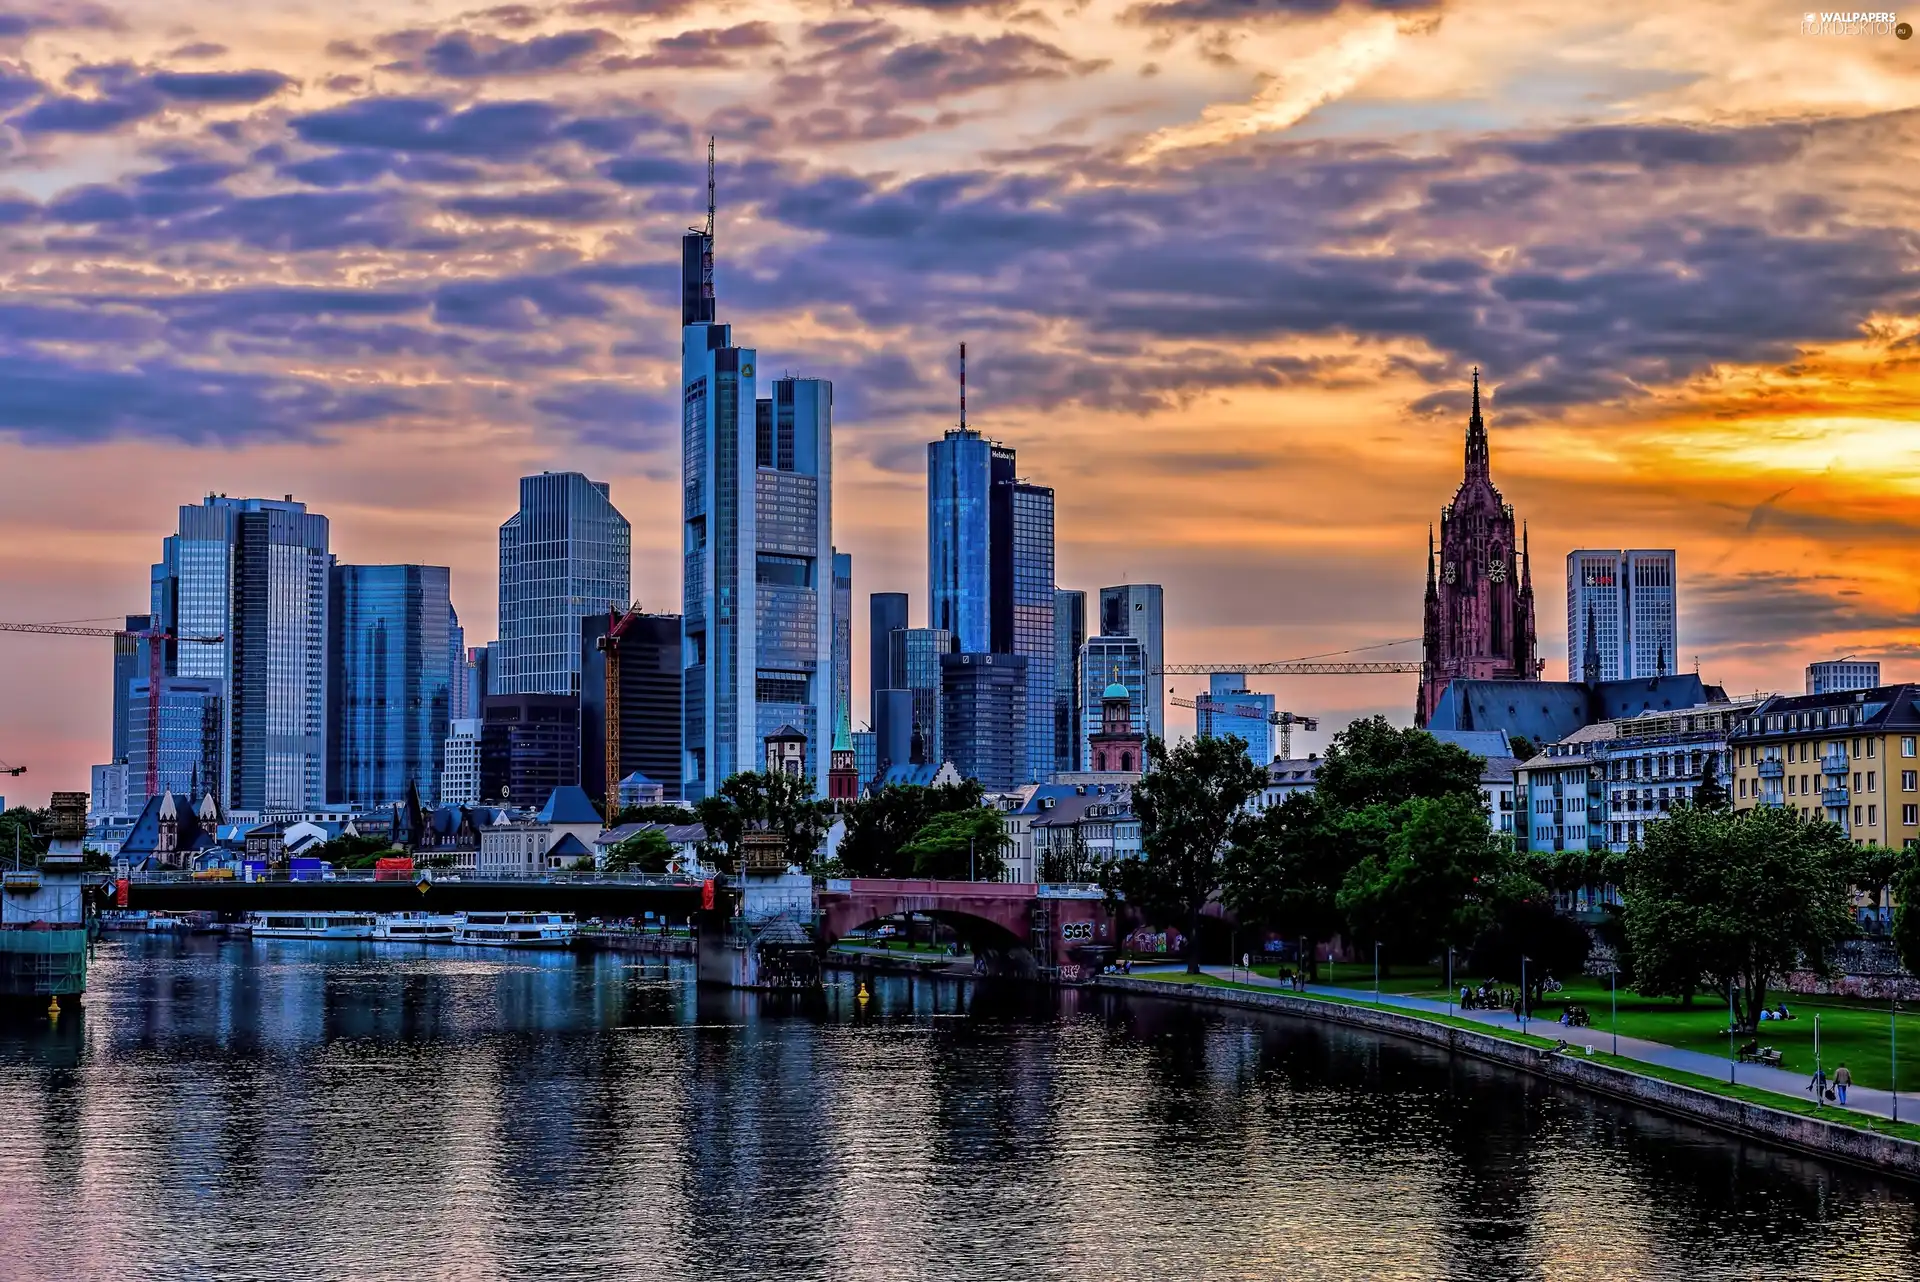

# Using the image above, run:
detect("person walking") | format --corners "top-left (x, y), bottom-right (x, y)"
top-left (1809, 1064), bottom-right (1829, 1104)
top-left (1833, 1063), bottom-right (1852, 1106)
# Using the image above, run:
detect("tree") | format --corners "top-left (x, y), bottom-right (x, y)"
top-left (1620, 804), bottom-right (1855, 1029)
top-left (696, 770), bottom-right (831, 869)
top-left (1313, 716), bottom-right (1485, 812)
top-left (610, 803), bottom-right (700, 827)
top-left (313, 833), bottom-right (397, 869)
top-left (1336, 792), bottom-right (1505, 968)
top-left (1692, 753), bottom-right (1731, 811)
top-left (1039, 826), bottom-right (1099, 883)
top-left (1507, 735), bottom-right (1537, 763)
top-left (837, 781), bottom-right (985, 879)
top-left (1222, 791), bottom-right (1361, 980)
top-left (0, 807), bottom-right (49, 866)
top-left (899, 808), bottom-right (1008, 881)
top-left (604, 827), bottom-right (675, 875)
top-left (1894, 854), bottom-right (1920, 975)
top-left (1468, 874), bottom-right (1595, 997)
top-left (1849, 842), bottom-right (1905, 935)
top-left (1104, 734), bottom-right (1268, 973)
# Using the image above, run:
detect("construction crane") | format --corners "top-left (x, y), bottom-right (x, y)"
top-left (1157, 661), bottom-right (1424, 676)
top-left (0, 622), bottom-right (223, 798)
top-left (1170, 693), bottom-right (1321, 759)
top-left (595, 605), bottom-right (645, 814)
top-left (0, 761), bottom-right (23, 777)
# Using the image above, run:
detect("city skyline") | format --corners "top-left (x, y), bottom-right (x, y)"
top-left (4, 2), bottom-right (1919, 802)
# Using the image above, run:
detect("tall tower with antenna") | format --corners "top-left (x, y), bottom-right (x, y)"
top-left (681, 136), bottom-right (716, 327)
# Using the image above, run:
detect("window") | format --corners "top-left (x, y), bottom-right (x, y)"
top-left (1869, 804), bottom-right (1878, 826)
top-left (1854, 805), bottom-right (1863, 825)
top-left (1787, 775), bottom-right (1797, 795)
top-left (1904, 771), bottom-right (1916, 792)
top-left (1904, 737), bottom-right (1916, 758)
top-left (1869, 771), bottom-right (1877, 793)
top-left (1855, 737), bottom-right (1863, 757)
top-left (1904, 805), bottom-right (1917, 826)
top-left (1739, 778), bottom-right (1748, 798)
top-left (1869, 739), bottom-right (1878, 759)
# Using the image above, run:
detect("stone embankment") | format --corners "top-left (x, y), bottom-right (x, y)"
top-left (1100, 976), bottom-right (1920, 1182)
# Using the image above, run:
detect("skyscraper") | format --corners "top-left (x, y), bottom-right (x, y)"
top-left (441, 719), bottom-right (481, 807)
top-left (495, 472), bottom-right (630, 698)
top-left (125, 676), bottom-right (222, 807)
top-left (832, 550), bottom-right (853, 749)
top-left (928, 425), bottom-right (994, 654)
top-left (869, 592), bottom-right (908, 724)
top-left (890, 626), bottom-right (953, 765)
top-left (111, 613), bottom-right (151, 764)
top-left (1010, 483), bottom-right (1055, 783)
top-left (1202, 672), bottom-right (1274, 763)
top-left (151, 495), bottom-right (331, 812)
top-left (1098, 584), bottom-right (1165, 742)
top-left (579, 612), bottom-right (683, 804)
top-left (447, 605), bottom-right (469, 720)
top-left (1565, 549), bottom-right (1678, 682)
top-left (1053, 589), bottom-right (1086, 773)
top-left (940, 652), bottom-right (1027, 791)
top-left (328, 564), bottom-right (454, 807)
top-left (1080, 633), bottom-right (1146, 768)
top-left (479, 692), bottom-right (580, 808)
top-left (1418, 372), bottom-right (1539, 726)
top-left (680, 178), bottom-right (833, 798)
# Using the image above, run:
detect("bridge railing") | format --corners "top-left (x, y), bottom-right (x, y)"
top-left (121, 870), bottom-right (703, 888)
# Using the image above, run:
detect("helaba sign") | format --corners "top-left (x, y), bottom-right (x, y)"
top-left (1801, 10), bottom-right (1913, 36)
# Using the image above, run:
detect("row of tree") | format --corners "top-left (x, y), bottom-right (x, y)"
top-left (1107, 716), bottom-right (1917, 1030)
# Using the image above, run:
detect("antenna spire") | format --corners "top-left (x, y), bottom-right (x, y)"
top-left (959, 341), bottom-right (967, 432)
top-left (705, 135), bottom-right (715, 238)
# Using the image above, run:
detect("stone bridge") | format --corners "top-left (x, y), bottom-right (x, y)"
top-left (818, 878), bottom-right (1121, 979)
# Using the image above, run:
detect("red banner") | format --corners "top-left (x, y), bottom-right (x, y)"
top-left (701, 879), bottom-right (715, 910)
top-left (116, 878), bottom-right (128, 908)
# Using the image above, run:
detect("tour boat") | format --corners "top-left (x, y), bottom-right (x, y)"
top-left (453, 911), bottom-right (577, 949)
top-left (374, 912), bottom-right (461, 943)
top-left (247, 911), bottom-right (377, 940)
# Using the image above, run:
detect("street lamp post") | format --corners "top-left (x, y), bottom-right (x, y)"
top-left (1728, 981), bottom-right (1737, 1085)
top-left (1894, 997), bottom-right (1901, 1124)
top-left (1520, 955), bottom-right (1529, 1033)
top-left (1447, 947), bottom-right (1455, 1018)
top-left (1374, 942), bottom-right (1381, 1005)
top-left (1611, 965), bottom-right (1619, 1057)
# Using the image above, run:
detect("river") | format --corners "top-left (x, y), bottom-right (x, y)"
top-left (1, 936), bottom-right (1915, 1281)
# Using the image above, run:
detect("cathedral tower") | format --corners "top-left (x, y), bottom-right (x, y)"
top-left (1417, 371), bottom-right (1539, 725)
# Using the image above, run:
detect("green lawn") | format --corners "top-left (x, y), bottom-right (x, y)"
top-left (1126, 971), bottom-right (1920, 1144)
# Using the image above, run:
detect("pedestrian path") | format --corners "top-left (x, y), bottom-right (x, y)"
top-left (1166, 965), bottom-right (1906, 1123)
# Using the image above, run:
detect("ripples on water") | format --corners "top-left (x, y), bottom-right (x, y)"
top-left (1, 937), bottom-right (1916, 1281)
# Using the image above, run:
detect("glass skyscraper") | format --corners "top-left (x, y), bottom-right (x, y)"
top-left (111, 613), bottom-right (152, 764)
top-left (447, 605), bottom-right (468, 720)
top-left (328, 564), bottom-right (454, 807)
top-left (832, 550), bottom-right (853, 749)
top-left (890, 626), bottom-right (952, 766)
top-left (152, 495), bottom-right (330, 813)
top-left (125, 676), bottom-right (222, 806)
top-left (940, 651), bottom-right (1027, 792)
top-left (681, 222), bottom-right (833, 798)
top-left (1053, 589), bottom-right (1086, 773)
top-left (1203, 672), bottom-right (1274, 763)
top-left (1011, 482), bottom-right (1054, 783)
top-left (495, 472), bottom-right (630, 698)
top-left (1099, 584), bottom-right (1165, 742)
top-left (928, 427), bottom-right (993, 654)
top-left (1081, 633), bottom-right (1146, 769)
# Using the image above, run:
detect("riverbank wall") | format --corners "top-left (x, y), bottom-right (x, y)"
top-left (1100, 976), bottom-right (1920, 1183)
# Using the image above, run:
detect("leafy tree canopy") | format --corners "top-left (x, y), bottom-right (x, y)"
top-left (1222, 791), bottom-right (1358, 977)
top-left (837, 781), bottom-right (985, 879)
top-left (0, 807), bottom-right (49, 866)
top-left (900, 808), bottom-right (1009, 881)
top-left (1104, 734), bottom-right (1267, 973)
top-left (1336, 792), bottom-right (1505, 967)
top-left (611, 803), bottom-right (700, 827)
top-left (604, 827), bottom-right (675, 875)
top-left (697, 770), bottom-right (831, 868)
top-left (1313, 716), bottom-right (1485, 812)
top-left (314, 833), bottom-right (397, 869)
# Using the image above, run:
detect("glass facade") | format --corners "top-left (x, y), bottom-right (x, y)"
top-left (447, 605), bottom-right (468, 720)
top-left (152, 496), bottom-right (330, 812)
top-left (940, 652), bottom-right (1027, 792)
top-left (1566, 549), bottom-right (1677, 681)
top-left (441, 718), bottom-right (481, 807)
top-left (496, 472), bottom-right (630, 698)
top-left (868, 592), bottom-right (909, 730)
top-left (928, 429), bottom-right (992, 654)
top-left (1204, 672), bottom-right (1273, 763)
top-left (1081, 634), bottom-right (1146, 768)
top-left (125, 677), bottom-right (222, 806)
top-left (1098, 585), bottom-right (1165, 741)
top-left (890, 627), bottom-right (952, 766)
top-left (832, 550), bottom-right (852, 749)
top-left (328, 564), bottom-right (454, 807)
top-left (1053, 590), bottom-right (1085, 773)
top-left (1011, 483), bottom-right (1054, 783)
top-left (111, 613), bottom-right (152, 762)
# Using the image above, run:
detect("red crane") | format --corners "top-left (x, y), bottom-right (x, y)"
top-left (0, 622), bottom-right (223, 799)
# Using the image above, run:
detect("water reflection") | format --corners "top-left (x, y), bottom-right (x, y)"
top-left (0, 937), bottom-right (1915, 1281)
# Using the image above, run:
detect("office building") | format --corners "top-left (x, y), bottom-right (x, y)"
top-left (1202, 673), bottom-right (1274, 763)
top-left (832, 550), bottom-right (853, 749)
top-left (579, 612), bottom-right (682, 805)
top-left (872, 689), bottom-right (916, 774)
top-left (1566, 549), bottom-right (1678, 682)
top-left (890, 626), bottom-right (952, 767)
top-left (111, 613), bottom-right (152, 763)
top-left (456, 645), bottom-right (487, 722)
top-left (1080, 633), bottom-right (1146, 768)
top-left (928, 425), bottom-right (994, 654)
top-left (1098, 585), bottom-right (1164, 741)
top-left (151, 495), bottom-right (331, 812)
top-left (1009, 482), bottom-right (1055, 783)
top-left (125, 676), bottom-right (223, 808)
top-left (869, 592), bottom-right (909, 720)
top-left (851, 729), bottom-right (877, 789)
top-left (1417, 374), bottom-right (1539, 725)
top-left (90, 762), bottom-right (130, 819)
top-left (940, 651), bottom-right (1027, 791)
top-left (680, 208), bottom-right (833, 797)
top-left (448, 606), bottom-right (470, 720)
top-left (1053, 590), bottom-right (1085, 774)
top-left (479, 693), bottom-right (580, 808)
top-left (328, 564), bottom-right (454, 807)
top-left (441, 718), bottom-right (481, 807)
top-left (495, 471), bottom-right (630, 697)
top-left (1809, 658), bottom-right (1882, 695)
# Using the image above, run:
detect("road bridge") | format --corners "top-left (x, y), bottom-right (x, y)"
top-left (817, 879), bottom-right (1121, 980)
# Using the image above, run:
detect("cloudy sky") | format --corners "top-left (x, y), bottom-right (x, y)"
top-left (1, 0), bottom-right (1917, 803)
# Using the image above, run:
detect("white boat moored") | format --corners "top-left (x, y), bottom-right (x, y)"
top-left (247, 911), bottom-right (378, 940)
top-left (454, 911), bottom-right (578, 949)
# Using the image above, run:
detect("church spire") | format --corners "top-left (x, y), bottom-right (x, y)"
top-left (1464, 367), bottom-right (1489, 481)
top-left (1582, 604), bottom-right (1602, 685)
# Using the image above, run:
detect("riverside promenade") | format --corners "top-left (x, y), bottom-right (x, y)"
top-left (1128, 964), bottom-right (1905, 1123)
